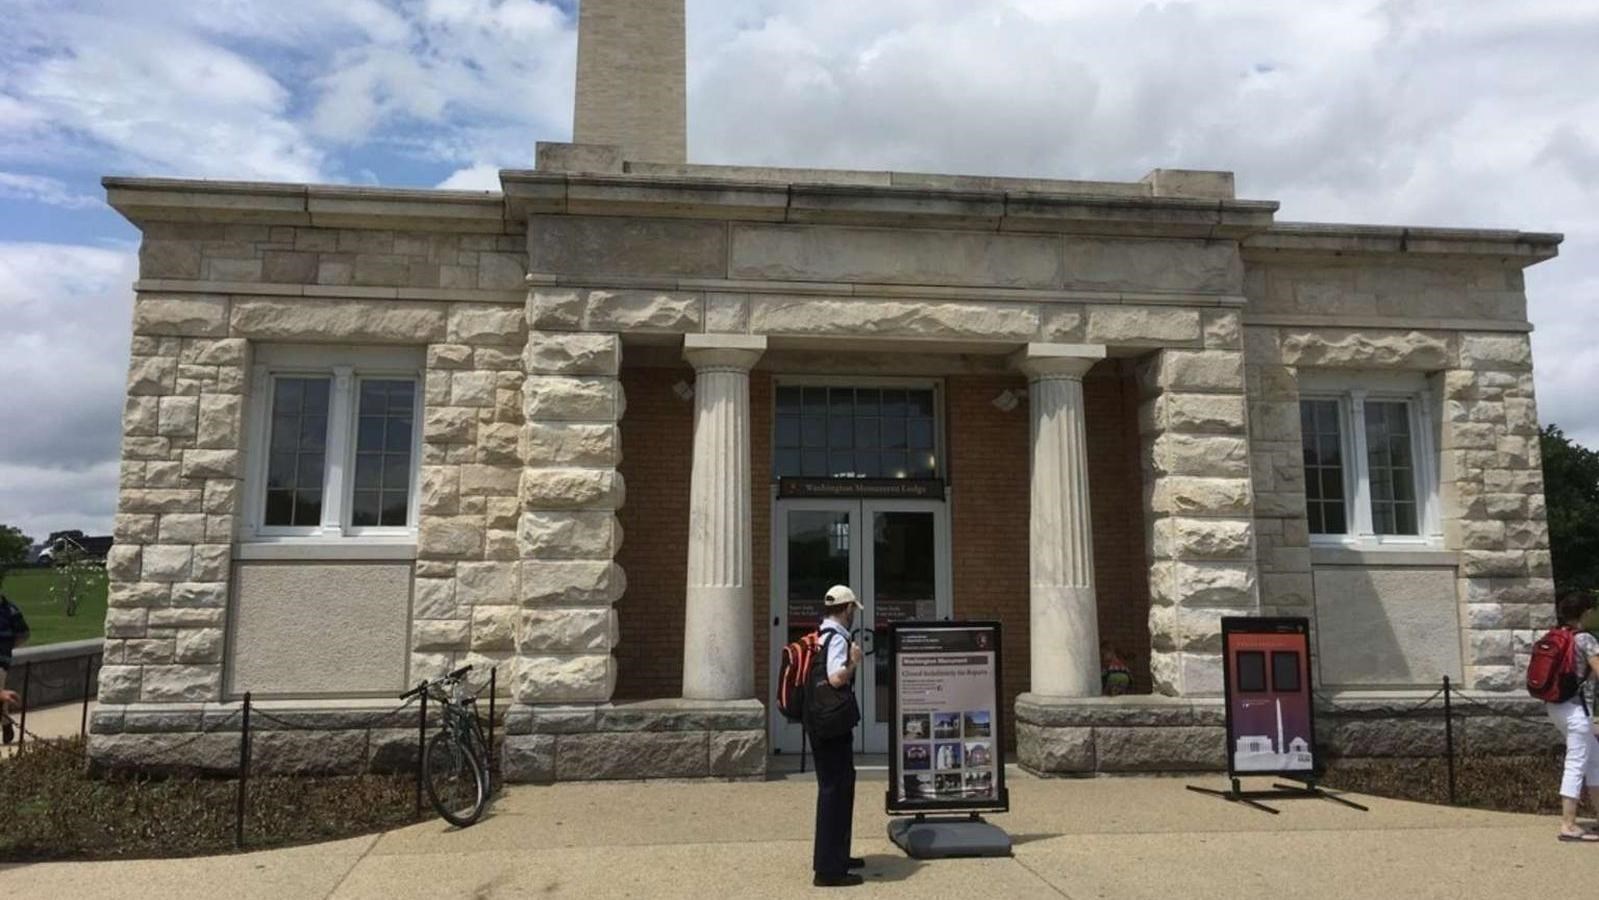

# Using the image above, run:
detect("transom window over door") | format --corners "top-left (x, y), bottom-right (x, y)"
top-left (246, 346), bottom-right (423, 542)
top-left (773, 384), bottom-right (940, 479)
top-left (1298, 372), bottom-right (1441, 547)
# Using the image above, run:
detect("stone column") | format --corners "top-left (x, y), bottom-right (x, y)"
top-left (1013, 343), bottom-right (1106, 697)
top-left (681, 334), bottom-right (767, 701)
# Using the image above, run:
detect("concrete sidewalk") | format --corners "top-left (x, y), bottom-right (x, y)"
top-left (0, 765), bottom-right (1577, 899)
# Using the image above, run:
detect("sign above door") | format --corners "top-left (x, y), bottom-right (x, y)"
top-left (778, 478), bottom-right (945, 501)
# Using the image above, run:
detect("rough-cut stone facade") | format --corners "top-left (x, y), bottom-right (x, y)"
top-left (90, 150), bottom-right (1563, 780)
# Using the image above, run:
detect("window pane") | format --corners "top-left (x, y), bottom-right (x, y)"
top-left (352, 379), bottom-right (416, 528)
top-left (854, 451), bottom-right (881, 477)
top-left (855, 418), bottom-right (879, 449)
top-left (802, 387), bottom-right (828, 414)
top-left (830, 451), bottom-right (854, 476)
top-left (912, 451), bottom-right (937, 479)
top-left (882, 418), bottom-right (907, 449)
top-left (854, 390), bottom-right (879, 417)
top-left (775, 449), bottom-right (800, 477)
top-left (829, 388), bottom-right (853, 417)
top-left (775, 416), bottom-right (800, 448)
top-left (908, 390), bottom-right (935, 418)
top-left (908, 418), bottom-right (934, 450)
top-left (776, 386), bottom-right (802, 416)
top-left (381, 492), bottom-right (409, 526)
top-left (1393, 502), bottom-right (1417, 535)
top-left (882, 390), bottom-right (907, 417)
top-left (1300, 399), bottom-right (1345, 536)
top-left (882, 451), bottom-right (909, 479)
top-left (263, 377), bottom-right (331, 527)
top-left (358, 416), bottom-right (385, 449)
top-left (354, 454), bottom-right (382, 490)
top-left (801, 417), bottom-right (826, 448)
top-left (828, 417), bottom-right (853, 448)
top-left (351, 490), bottom-right (381, 527)
top-left (802, 450), bottom-right (827, 476)
top-left (1365, 400), bottom-right (1418, 536)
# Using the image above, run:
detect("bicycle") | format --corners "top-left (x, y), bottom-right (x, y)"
top-left (400, 664), bottom-right (492, 827)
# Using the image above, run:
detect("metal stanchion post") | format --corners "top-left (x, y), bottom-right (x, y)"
top-left (79, 653), bottom-right (96, 738)
top-left (237, 692), bottom-right (252, 849)
top-left (416, 682), bottom-right (428, 817)
top-left (1443, 676), bottom-right (1456, 806)
top-left (17, 662), bottom-right (30, 750)
top-left (487, 667), bottom-right (497, 779)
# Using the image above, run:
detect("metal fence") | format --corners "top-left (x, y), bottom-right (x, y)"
top-left (2, 666), bottom-right (499, 849)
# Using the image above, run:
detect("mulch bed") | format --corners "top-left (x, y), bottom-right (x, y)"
top-left (1321, 751), bottom-right (1566, 815)
top-left (0, 737), bottom-right (431, 862)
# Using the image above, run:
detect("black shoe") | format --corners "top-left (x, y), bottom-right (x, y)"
top-left (1, 718), bottom-right (12, 745)
top-left (847, 857), bottom-right (865, 870)
top-left (813, 873), bottom-right (864, 888)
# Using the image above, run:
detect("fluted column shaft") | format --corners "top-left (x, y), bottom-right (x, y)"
top-left (681, 335), bottom-right (766, 700)
top-left (1015, 344), bottom-right (1106, 697)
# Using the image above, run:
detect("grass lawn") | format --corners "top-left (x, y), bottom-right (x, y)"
top-left (0, 568), bottom-right (107, 646)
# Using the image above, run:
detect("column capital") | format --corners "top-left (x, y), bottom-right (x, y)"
top-left (1010, 342), bottom-right (1107, 381)
top-left (683, 334), bottom-right (766, 372)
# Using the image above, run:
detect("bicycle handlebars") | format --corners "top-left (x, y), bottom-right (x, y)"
top-left (398, 664), bottom-right (476, 700)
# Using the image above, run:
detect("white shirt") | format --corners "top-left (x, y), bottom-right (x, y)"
top-left (820, 617), bottom-right (851, 680)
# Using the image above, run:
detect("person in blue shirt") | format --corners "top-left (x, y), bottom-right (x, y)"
top-left (811, 585), bottom-right (865, 887)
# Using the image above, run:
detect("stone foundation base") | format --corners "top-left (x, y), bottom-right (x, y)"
top-left (500, 698), bottom-right (766, 783)
top-left (1016, 690), bottom-right (1559, 776)
top-left (87, 701), bottom-right (449, 776)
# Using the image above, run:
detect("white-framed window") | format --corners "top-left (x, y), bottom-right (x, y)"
top-left (243, 345), bottom-right (424, 543)
top-left (1298, 371), bottom-right (1442, 548)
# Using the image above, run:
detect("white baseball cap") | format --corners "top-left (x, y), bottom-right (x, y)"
top-left (824, 585), bottom-right (862, 609)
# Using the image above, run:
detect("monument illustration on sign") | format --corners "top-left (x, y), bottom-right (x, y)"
top-left (1233, 698), bottom-right (1314, 772)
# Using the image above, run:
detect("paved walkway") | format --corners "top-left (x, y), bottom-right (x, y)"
top-left (0, 764), bottom-right (1579, 899)
top-left (1, 700), bottom-right (92, 758)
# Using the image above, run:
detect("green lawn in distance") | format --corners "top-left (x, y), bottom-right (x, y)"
top-left (0, 568), bottom-right (107, 646)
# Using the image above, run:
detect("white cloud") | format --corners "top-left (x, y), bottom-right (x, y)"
top-left (0, 241), bottom-right (135, 539)
top-left (686, 0), bottom-right (1599, 445)
top-left (436, 163), bottom-right (504, 191)
top-left (0, 171), bottom-right (99, 209)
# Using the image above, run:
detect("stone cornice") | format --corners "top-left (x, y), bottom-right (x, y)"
top-left (501, 170), bottom-right (1279, 239)
top-left (1247, 222), bottom-right (1562, 266)
top-left (103, 177), bottom-right (515, 233)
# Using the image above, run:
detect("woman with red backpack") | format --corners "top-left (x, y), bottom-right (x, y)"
top-left (1539, 591), bottom-right (1599, 842)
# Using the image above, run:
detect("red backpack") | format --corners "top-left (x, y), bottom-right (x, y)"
top-left (777, 631), bottom-right (829, 722)
top-left (1528, 627), bottom-right (1581, 703)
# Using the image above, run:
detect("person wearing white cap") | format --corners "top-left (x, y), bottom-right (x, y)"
top-left (810, 584), bottom-right (865, 887)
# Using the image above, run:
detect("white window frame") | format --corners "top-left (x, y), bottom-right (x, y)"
top-left (242, 345), bottom-right (424, 546)
top-left (1298, 371), bottom-right (1442, 549)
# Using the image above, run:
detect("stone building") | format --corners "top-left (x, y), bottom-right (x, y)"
top-left (89, 1), bottom-right (1562, 778)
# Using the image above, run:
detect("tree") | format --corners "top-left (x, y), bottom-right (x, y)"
top-left (47, 540), bottom-right (104, 617)
top-left (0, 524), bottom-right (31, 583)
top-left (1540, 425), bottom-right (1599, 595)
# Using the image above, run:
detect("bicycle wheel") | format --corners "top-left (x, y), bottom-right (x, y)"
top-left (423, 730), bottom-right (487, 827)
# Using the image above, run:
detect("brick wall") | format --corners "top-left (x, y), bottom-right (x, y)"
top-left (947, 364), bottom-right (1151, 737)
top-left (614, 365), bottom-right (693, 700)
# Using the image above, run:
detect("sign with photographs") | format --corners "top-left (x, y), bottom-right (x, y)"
top-left (886, 621), bottom-right (1009, 814)
top-left (1221, 617), bottom-right (1318, 778)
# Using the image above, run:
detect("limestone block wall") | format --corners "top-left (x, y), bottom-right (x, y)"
top-left (101, 297), bottom-right (252, 705)
top-left (1134, 310), bottom-right (1261, 696)
top-left (515, 289), bottom-right (629, 705)
top-left (411, 303), bottom-right (529, 687)
top-left (1242, 325), bottom-right (1554, 691)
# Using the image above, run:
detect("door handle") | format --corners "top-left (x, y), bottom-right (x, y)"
top-left (773, 616), bottom-right (780, 626)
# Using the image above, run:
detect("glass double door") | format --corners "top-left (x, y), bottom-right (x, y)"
top-left (771, 499), bottom-right (951, 754)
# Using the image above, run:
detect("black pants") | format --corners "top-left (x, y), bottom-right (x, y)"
top-left (812, 731), bottom-right (856, 876)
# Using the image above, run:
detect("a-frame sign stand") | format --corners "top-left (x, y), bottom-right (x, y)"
top-left (1186, 776), bottom-right (1370, 815)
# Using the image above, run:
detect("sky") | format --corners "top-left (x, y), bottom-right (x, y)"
top-left (0, 0), bottom-right (1595, 541)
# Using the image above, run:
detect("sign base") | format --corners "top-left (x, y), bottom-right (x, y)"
top-left (888, 816), bottom-right (1012, 859)
top-left (1185, 777), bottom-right (1370, 815)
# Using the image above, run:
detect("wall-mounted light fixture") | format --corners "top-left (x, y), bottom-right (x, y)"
top-left (992, 388), bottom-right (1027, 412)
top-left (672, 380), bottom-right (694, 401)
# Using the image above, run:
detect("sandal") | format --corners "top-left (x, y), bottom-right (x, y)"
top-left (1557, 831), bottom-right (1599, 843)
